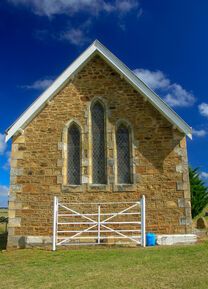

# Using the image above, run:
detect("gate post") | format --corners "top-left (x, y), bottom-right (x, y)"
top-left (98, 205), bottom-right (101, 244)
top-left (141, 195), bottom-right (146, 247)
top-left (52, 196), bottom-right (58, 251)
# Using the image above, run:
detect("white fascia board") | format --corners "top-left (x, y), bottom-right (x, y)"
top-left (5, 40), bottom-right (192, 142)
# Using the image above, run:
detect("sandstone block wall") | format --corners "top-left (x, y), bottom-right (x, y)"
top-left (7, 55), bottom-right (192, 248)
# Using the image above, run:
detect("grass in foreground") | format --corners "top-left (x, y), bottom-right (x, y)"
top-left (0, 242), bottom-right (208, 289)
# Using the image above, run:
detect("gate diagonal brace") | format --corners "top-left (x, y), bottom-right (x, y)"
top-left (57, 223), bottom-right (98, 246)
top-left (59, 203), bottom-right (97, 223)
top-left (57, 203), bottom-right (140, 245)
top-left (53, 197), bottom-right (145, 250)
top-left (101, 203), bottom-right (139, 224)
top-left (101, 224), bottom-right (140, 244)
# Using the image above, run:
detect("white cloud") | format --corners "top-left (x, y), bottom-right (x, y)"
top-left (21, 78), bottom-right (53, 90)
top-left (3, 151), bottom-right (11, 171)
top-left (115, 0), bottom-right (139, 14)
top-left (198, 103), bottom-right (208, 118)
top-left (8, 0), bottom-right (140, 17)
top-left (164, 84), bottom-right (195, 107)
top-left (0, 133), bottom-right (6, 155)
top-left (0, 185), bottom-right (9, 197)
top-left (192, 128), bottom-right (207, 137)
top-left (200, 172), bottom-right (208, 179)
top-left (9, 1), bottom-right (141, 45)
top-left (134, 68), bottom-right (196, 107)
top-left (0, 134), bottom-right (10, 170)
top-left (134, 69), bottom-right (170, 90)
top-left (59, 19), bottom-right (92, 46)
top-left (61, 28), bottom-right (89, 46)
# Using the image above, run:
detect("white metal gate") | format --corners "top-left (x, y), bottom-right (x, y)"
top-left (52, 196), bottom-right (146, 251)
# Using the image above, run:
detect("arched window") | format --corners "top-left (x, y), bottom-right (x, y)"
top-left (67, 123), bottom-right (81, 185)
top-left (116, 124), bottom-right (132, 184)
top-left (91, 101), bottom-right (106, 184)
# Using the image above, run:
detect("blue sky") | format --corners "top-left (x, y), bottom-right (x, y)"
top-left (0, 0), bottom-right (208, 207)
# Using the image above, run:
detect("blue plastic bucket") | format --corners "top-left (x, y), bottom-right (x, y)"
top-left (146, 233), bottom-right (156, 246)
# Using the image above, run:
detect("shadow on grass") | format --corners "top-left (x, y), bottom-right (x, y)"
top-left (0, 233), bottom-right (8, 250)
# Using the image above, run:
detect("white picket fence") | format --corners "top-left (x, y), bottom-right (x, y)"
top-left (52, 196), bottom-right (146, 251)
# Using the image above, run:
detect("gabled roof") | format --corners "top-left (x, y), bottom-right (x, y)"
top-left (5, 40), bottom-right (192, 141)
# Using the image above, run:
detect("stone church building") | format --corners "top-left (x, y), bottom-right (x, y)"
top-left (5, 40), bottom-right (194, 248)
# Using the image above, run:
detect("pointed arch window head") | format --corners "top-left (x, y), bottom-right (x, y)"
top-left (67, 123), bottom-right (81, 185)
top-left (91, 101), bottom-right (107, 184)
top-left (116, 124), bottom-right (132, 184)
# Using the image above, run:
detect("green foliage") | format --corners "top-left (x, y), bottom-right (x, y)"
top-left (189, 167), bottom-right (208, 218)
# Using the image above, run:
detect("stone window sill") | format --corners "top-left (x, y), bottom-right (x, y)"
top-left (61, 183), bottom-right (137, 193)
top-left (62, 184), bottom-right (84, 193)
top-left (113, 183), bottom-right (137, 192)
top-left (87, 184), bottom-right (111, 192)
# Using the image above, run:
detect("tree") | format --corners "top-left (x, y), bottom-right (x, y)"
top-left (189, 167), bottom-right (208, 218)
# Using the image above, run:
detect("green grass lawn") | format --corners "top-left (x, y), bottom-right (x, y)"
top-left (0, 242), bottom-right (208, 289)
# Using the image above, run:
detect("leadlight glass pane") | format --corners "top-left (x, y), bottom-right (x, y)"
top-left (116, 125), bottom-right (131, 184)
top-left (92, 102), bottom-right (106, 184)
top-left (68, 124), bottom-right (81, 185)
